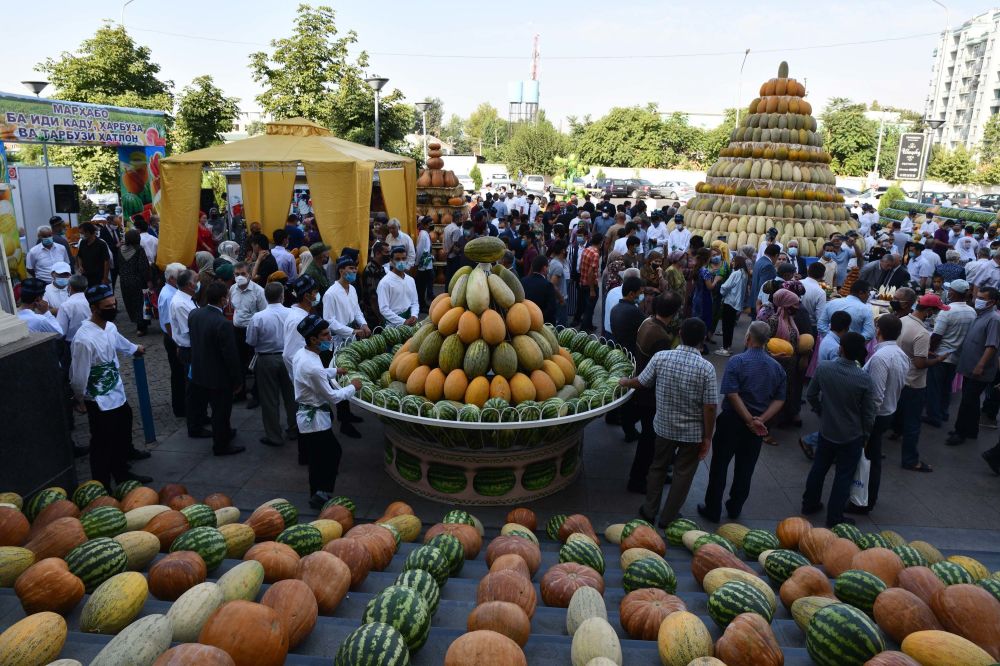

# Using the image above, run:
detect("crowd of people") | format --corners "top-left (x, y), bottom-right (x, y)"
top-left (12, 190), bottom-right (1000, 517)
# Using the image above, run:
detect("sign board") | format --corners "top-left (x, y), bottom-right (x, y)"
top-left (895, 132), bottom-right (926, 180)
top-left (0, 92), bottom-right (166, 148)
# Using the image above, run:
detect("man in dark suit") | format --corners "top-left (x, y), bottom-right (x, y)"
top-left (521, 254), bottom-right (557, 324)
top-left (859, 254), bottom-right (910, 291)
top-left (189, 281), bottom-right (245, 456)
top-left (748, 244), bottom-right (779, 311)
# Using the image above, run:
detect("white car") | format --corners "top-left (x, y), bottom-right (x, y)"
top-left (855, 187), bottom-right (916, 208)
top-left (523, 175), bottom-right (546, 196)
top-left (483, 173), bottom-right (514, 193)
top-left (456, 174), bottom-right (475, 192)
top-left (652, 180), bottom-right (694, 202)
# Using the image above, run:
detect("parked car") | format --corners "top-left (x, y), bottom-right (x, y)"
top-left (918, 191), bottom-right (949, 205)
top-left (836, 186), bottom-right (861, 197)
top-left (651, 180), bottom-right (694, 201)
top-left (944, 191), bottom-right (978, 207)
top-left (978, 193), bottom-right (1000, 211)
top-left (856, 186), bottom-right (915, 208)
top-left (456, 174), bottom-right (475, 192)
top-left (597, 178), bottom-right (631, 198)
top-left (625, 179), bottom-right (654, 198)
top-left (522, 174), bottom-right (546, 196)
top-left (483, 173), bottom-right (514, 192)
top-left (549, 177), bottom-right (590, 196)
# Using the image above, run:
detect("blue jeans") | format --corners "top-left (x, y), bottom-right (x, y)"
top-left (555, 301), bottom-right (568, 327)
top-left (802, 435), bottom-right (864, 526)
top-left (924, 362), bottom-right (956, 425)
top-left (894, 386), bottom-right (926, 467)
top-left (803, 431), bottom-right (819, 452)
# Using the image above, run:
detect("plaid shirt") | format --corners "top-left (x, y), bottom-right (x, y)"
top-left (579, 246), bottom-right (600, 287)
top-left (638, 345), bottom-right (718, 442)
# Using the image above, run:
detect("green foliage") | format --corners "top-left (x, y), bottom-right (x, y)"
top-left (878, 185), bottom-right (907, 212)
top-left (201, 171), bottom-right (227, 209)
top-left (502, 115), bottom-right (567, 178)
top-left (928, 145), bottom-right (977, 186)
top-left (819, 99), bottom-right (879, 177)
top-left (551, 154), bottom-right (589, 199)
top-left (981, 114), bottom-right (1000, 165)
top-left (245, 120), bottom-right (266, 137)
top-left (174, 75), bottom-right (240, 153)
top-left (566, 115), bottom-right (593, 153)
top-left (412, 97), bottom-right (444, 136)
top-left (469, 163), bottom-right (482, 191)
top-left (595, 167), bottom-right (606, 180)
top-left (700, 109), bottom-right (738, 166)
top-left (575, 106), bottom-right (666, 168)
top-left (441, 114), bottom-right (470, 153)
top-left (464, 103), bottom-right (508, 161)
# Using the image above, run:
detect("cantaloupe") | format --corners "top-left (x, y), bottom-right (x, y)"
top-left (406, 366), bottom-right (431, 396)
top-left (457, 311), bottom-right (482, 345)
top-left (489, 376), bottom-right (511, 402)
top-left (766, 338), bottom-right (794, 357)
top-left (438, 307), bottom-right (464, 336)
top-left (465, 377), bottom-right (490, 407)
top-left (797, 333), bottom-right (815, 354)
top-left (424, 369), bottom-right (446, 402)
top-left (443, 370), bottom-right (469, 402)
top-left (480, 310), bottom-right (507, 346)
top-left (530, 370), bottom-right (557, 401)
top-left (509, 373), bottom-right (536, 404)
top-left (506, 304), bottom-right (531, 336)
top-left (550, 354), bottom-right (576, 384)
top-left (558, 347), bottom-right (573, 364)
top-left (541, 360), bottom-right (566, 390)
top-left (394, 353), bottom-right (420, 382)
top-left (430, 297), bottom-right (452, 325)
top-left (523, 300), bottom-right (544, 331)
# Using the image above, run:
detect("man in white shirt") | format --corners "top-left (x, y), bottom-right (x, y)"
top-left (800, 262), bottom-right (828, 332)
top-left (925, 279), bottom-right (976, 428)
top-left (70, 284), bottom-right (150, 487)
top-left (43, 261), bottom-right (73, 314)
top-left (282, 275), bottom-right (319, 382)
top-left (757, 227), bottom-right (783, 257)
top-left (569, 211), bottom-right (590, 235)
top-left (377, 245), bottom-right (419, 327)
top-left (511, 189), bottom-right (527, 217)
top-left (965, 248), bottom-right (992, 286)
top-left (247, 282), bottom-right (297, 447)
top-left (26, 225), bottom-right (71, 284)
top-left (667, 214), bottom-right (691, 253)
top-left (322, 255), bottom-right (370, 436)
top-left (850, 201), bottom-right (862, 218)
top-left (135, 218), bottom-right (158, 265)
top-left (523, 194), bottom-right (539, 222)
top-left (612, 222), bottom-right (638, 255)
top-left (900, 210), bottom-right (917, 234)
top-left (170, 270), bottom-right (207, 437)
top-left (229, 261), bottom-right (267, 406)
top-left (646, 213), bottom-right (669, 250)
top-left (955, 226), bottom-right (979, 263)
top-left (491, 193), bottom-right (509, 221)
top-left (384, 218), bottom-right (416, 268)
top-left (156, 262), bottom-right (186, 418)
top-left (940, 196), bottom-right (953, 208)
top-left (604, 267), bottom-right (640, 337)
top-left (57, 275), bottom-right (92, 343)
top-left (17, 278), bottom-right (63, 335)
top-left (921, 213), bottom-right (939, 241)
top-left (270, 228), bottom-right (298, 279)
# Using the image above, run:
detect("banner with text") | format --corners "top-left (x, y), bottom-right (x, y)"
top-left (118, 146), bottom-right (165, 222)
top-left (0, 92), bottom-right (167, 148)
top-left (0, 142), bottom-right (25, 282)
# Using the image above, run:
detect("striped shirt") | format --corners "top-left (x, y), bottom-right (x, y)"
top-left (638, 345), bottom-right (718, 442)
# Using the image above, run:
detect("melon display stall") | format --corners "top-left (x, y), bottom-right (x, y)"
top-left (415, 141), bottom-right (469, 285)
top-left (678, 61), bottom-right (854, 256)
top-left (336, 236), bottom-right (634, 505)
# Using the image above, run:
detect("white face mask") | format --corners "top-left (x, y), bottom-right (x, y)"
top-left (235, 275), bottom-right (249, 288)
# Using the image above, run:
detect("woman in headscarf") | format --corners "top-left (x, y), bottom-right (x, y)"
top-left (716, 254), bottom-right (749, 356)
top-left (217, 240), bottom-right (241, 264)
top-left (691, 247), bottom-right (718, 352)
top-left (603, 251), bottom-right (627, 293)
top-left (663, 251), bottom-right (687, 302)
top-left (118, 229), bottom-right (151, 335)
top-left (759, 287), bottom-right (810, 432)
top-left (708, 240), bottom-right (732, 336)
top-left (194, 250), bottom-right (215, 306)
top-left (298, 248), bottom-right (314, 276)
top-left (640, 249), bottom-right (664, 315)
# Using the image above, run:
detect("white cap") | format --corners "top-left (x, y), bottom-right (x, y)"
top-left (90, 214), bottom-right (107, 222)
top-left (51, 261), bottom-right (71, 274)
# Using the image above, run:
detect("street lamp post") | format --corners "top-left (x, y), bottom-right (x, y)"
top-left (734, 49), bottom-right (750, 128)
top-left (918, 117), bottom-right (946, 203)
top-left (21, 80), bottom-right (54, 218)
top-left (365, 75), bottom-right (389, 149)
top-left (414, 101), bottom-right (431, 162)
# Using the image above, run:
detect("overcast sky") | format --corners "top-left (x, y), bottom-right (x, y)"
top-left (2, 0), bottom-right (996, 129)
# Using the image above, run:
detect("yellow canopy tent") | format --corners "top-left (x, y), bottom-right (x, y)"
top-left (155, 118), bottom-right (416, 269)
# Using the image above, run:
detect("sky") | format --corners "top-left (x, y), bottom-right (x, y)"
top-left (2, 0), bottom-right (997, 131)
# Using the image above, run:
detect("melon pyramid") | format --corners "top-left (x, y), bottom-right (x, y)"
top-left (681, 61), bottom-right (852, 257)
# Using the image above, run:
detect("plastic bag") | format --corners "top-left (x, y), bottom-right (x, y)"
top-left (850, 455), bottom-right (870, 507)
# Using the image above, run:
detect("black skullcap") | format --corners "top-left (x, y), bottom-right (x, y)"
top-left (85, 284), bottom-right (114, 304)
top-left (291, 274), bottom-right (316, 300)
top-left (20, 277), bottom-right (46, 300)
top-left (297, 314), bottom-right (328, 340)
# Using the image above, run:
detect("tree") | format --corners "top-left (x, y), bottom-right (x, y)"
top-left (819, 98), bottom-right (880, 177)
top-left (411, 97), bottom-right (444, 137)
top-left (503, 114), bottom-right (567, 177)
top-left (566, 114), bottom-right (593, 153)
top-left (464, 103), bottom-right (508, 161)
top-left (326, 73), bottom-right (413, 152)
top-left (469, 163), bottom-right (483, 191)
top-left (575, 105), bottom-right (667, 168)
top-left (928, 145), bottom-right (977, 185)
top-left (660, 112), bottom-right (704, 167)
top-left (246, 120), bottom-right (266, 136)
top-left (981, 114), bottom-right (1000, 164)
top-left (699, 109), bottom-right (738, 167)
top-left (878, 185), bottom-right (907, 212)
top-left (35, 23), bottom-right (173, 192)
top-left (174, 75), bottom-right (240, 153)
top-left (441, 114), bottom-right (469, 153)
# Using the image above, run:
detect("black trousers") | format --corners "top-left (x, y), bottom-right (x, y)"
top-left (573, 284), bottom-right (594, 329)
top-left (200, 385), bottom-right (234, 452)
top-left (955, 376), bottom-right (990, 439)
top-left (619, 392), bottom-right (640, 437)
top-left (163, 335), bottom-right (186, 417)
top-left (415, 270), bottom-right (435, 313)
top-left (234, 327), bottom-right (255, 399)
top-left (628, 394), bottom-right (656, 486)
top-left (862, 413), bottom-right (892, 510)
top-left (85, 401), bottom-right (132, 487)
top-left (301, 428), bottom-right (343, 495)
top-left (178, 347), bottom-right (207, 433)
top-left (721, 304), bottom-right (739, 349)
top-left (703, 410), bottom-right (763, 519)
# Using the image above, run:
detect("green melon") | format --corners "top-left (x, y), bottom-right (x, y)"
top-left (80, 506), bottom-right (127, 539)
top-left (834, 569), bottom-right (887, 614)
top-left (403, 545), bottom-right (449, 587)
top-left (442, 509), bottom-right (474, 526)
top-left (111, 480), bottom-right (141, 502)
top-left (665, 518), bottom-right (700, 547)
top-left (560, 447), bottom-right (579, 477)
top-left (892, 545), bottom-right (928, 568)
top-left (179, 503), bottom-right (217, 529)
top-left (763, 549), bottom-right (810, 584)
top-left (559, 539), bottom-right (605, 575)
top-left (276, 524), bottom-right (323, 556)
top-left (831, 522), bottom-right (863, 545)
top-left (621, 519), bottom-right (654, 541)
top-left (546, 514), bottom-right (568, 541)
top-left (521, 459), bottom-right (557, 491)
top-left (805, 603), bottom-right (885, 666)
top-left (170, 526), bottom-right (227, 571)
top-left (395, 449), bottom-right (423, 483)
top-left (707, 580), bottom-right (773, 627)
top-left (694, 533), bottom-right (736, 554)
top-left (65, 537), bottom-right (128, 593)
top-left (931, 560), bottom-right (974, 585)
top-left (72, 480), bottom-right (108, 509)
top-left (270, 500), bottom-right (298, 527)
top-left (623, 557), bottom-right (676, 594)
top-left (426, 466), bottom-right (466, 494)
top-left (395, 569), bottom-right (441, 614)
top-left (334, 622), bottom-right (410, 666)
top-left (322, 496), bottom-right (357, 516)
top-left (473, 469), bottom-right (516, 497)
top-left (362, 585), bottom-right (431, 651)
top-left (427, 533), bottom-right (464, 576)
top-left (25, 487), bottom-right (67, 521)
top-left (742, 529), bottom-right (780, 559)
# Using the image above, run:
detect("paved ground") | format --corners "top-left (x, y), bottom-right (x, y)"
top-left (79, 316), bottom-right (1000, 552)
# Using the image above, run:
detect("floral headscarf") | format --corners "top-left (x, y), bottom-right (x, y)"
top-left (771, 288), bottom-right (800, 343)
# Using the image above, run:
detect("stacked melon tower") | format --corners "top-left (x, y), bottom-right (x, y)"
top-left (384, 236), bottom-right (582, 421)
top-left (679, 62), bottom-right (853, 257)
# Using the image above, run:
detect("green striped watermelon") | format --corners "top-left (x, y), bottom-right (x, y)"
top-left (892, 545), bottom-right (928, 568)
top-left (546, 514), bottom-right (568, 541)
top-left (694, 533), bottom-right (736, 554)
top-left (834, 570), bottom-right (886, 614)
top-left (806, 603), bottom-right (885, 666)
top-left (427, 533), bottom-right (464, 576)
top-left (65, 537), bottom-right (127, 593)
top-left (426, 465), bottom-right (466, 494)
top-left (560, 447), bottom-right (579, 476)
top-left (458, 404), bottom-right (480, 422)
top-left (72, 480), bottom-right (108, 509)
top-left (623, 557), bottom-right (676, 594)
top-left (270, 500), bottom-right (298, 527)
top-left (25, 487), bottom-right (67, 521)
top-left (441, 509), bottom-right (474, 526)
top-left (396, 450), bottom-right (424, 483)
top-left (112, 480), bottom-right (141, 502)
top-left (831, 522), bottom-right (863, 545)
top-left (394, 569), bottom-right (441, 614)
top-left (323, 496), bottom-right (356, 516)
top-left (169, 526), bottom-right (227, 571)
top-left (742, 529), bottom-right (780, 559)
top-left (473, 469), bottom-right (516, 497)
top-left (664, 518), bottom-right (700, 547)
top-left (559, 539), bottom-right (605, 575)
top-left (978, 578), bottom-right (1000, 603)
top-left (558, 327), bottom-right (575, 347)
top-left (857, 533), bottom-right (891, 550)
top-left (334, 622), bottom-right (410, 666)
top-left (931, 560), bottom-right (974, 585)
top-left (276, 524), bottom-right (323, 556)
top-left (763, 549), bottom-right (810, 584)
top-left (521, 460), bottom-right (557, 491)
top-left (80, 506), bottom-right (127, 539)
top-left (403, 545), bottom-right (449, 587)
top-left (707, 580), bottom-right (773, 627)
top-left (179, 503), bottom-right (217, 528)
top-left (621, 518), bottom-right (655, 541)
top-left (362, 585), bottom-right (431, 651)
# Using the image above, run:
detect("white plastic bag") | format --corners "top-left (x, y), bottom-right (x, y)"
top-left (850, 455), bottom-right (870, 507)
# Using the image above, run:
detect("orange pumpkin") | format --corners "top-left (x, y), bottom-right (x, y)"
top-left (486, 535), bottom-right (541, 576)
top-left (620, 525), bottom-right (665, 556)
top-left (897, 566), bottom-right (946, 606)
top-left (149, 551), bottom-right (207, 601)
top-left (505, 508), bottom-right (537, 531)
top-left (799, 527), bottom-right (836, 564)
top-left (245, 507), bottom-right (284, 542)
top-left (862, 652), bottom-right (921, 666)
top-left (821, 537), bottom-right (860, 578)
top-left (202, 493), bottom-right (233, 511)
top-left (930, 584), bottom-right (1000, 659)
top-left (24, 517), bottom-right (87, 560)
top-left (83, 496), bottom-right (121, 512)
top-left (14, 557), bottom-right (85, 614)
top-left (489, 553), bottom-right (532, 580)
top-left (318, 503), bottom-right (354, 532)
top-left (557, 514), bottom-right (599, 544)
top-left (776, 516), bottom-right (811, 549)
top-left (153, 644), bottom-right (236, 666)
top-left (322, 538), bottom-right (371, 589)
top-left (539, 562), bottom-right (605, 608)
top-left (382, 501), bottom-right (413, 518)
top-left (344, 524), bottom-right (396, 571)
top-left (715, 612), bottom-right (784, 666)
top-left (120, 487), bottom-right (159, 512)
top-left (467, 601), bottom-right (531, 647)
top-left (779, 565), bottom-right (834, 609)
top-left (448, 197), bottom-right (465, 206)
top-left (144, 510), bottom-right (190, 552)
top-left (158, 483), bottom-right (188, 506)
top-left (873, 587), bottom-right (942, 644)
top-left (27, 500), bottom-right (80, 538)
top-left (692, 543), bottom-right (754, 585)
top-left (296, 551), bottom-right (351, 614)
top-left (619, 588), bottom-right (687, 640)
top-left (444, 630), bottom-right (527, 666)
top-left (851, 548), bottom-right (904, 587)
top-left (198, 600), bottom-right (289, 666)
top-left (426, 158), bottom-right (445, 170)
top-left (261, 579), bottom-right (318, 649)
top-left (478, 569), bottom-right (538, 619)
top-left (244, 542), bottom-right (301, 583)
top-left (424, 522), bottom-right (482, 559)
top-left (0, 507), bottom-right (29, 546)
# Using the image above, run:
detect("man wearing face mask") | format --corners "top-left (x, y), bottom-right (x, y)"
top-left (377, 246), bottom-right (420, 328)
top-left (757, 228), bottom-right (783, 258)
top-left (646, 212), bottom-right (668, 250)
top-left (44, 262), bottom-right (73, 314)
top-left (229, 261), bottom-right (267, 408)
top-left (70, 285), bottom-right (149, 487)
top-left (171, 270), bottom-right (210, 438)
top-left (302, 242), bottom-right (332, 295)
top-left (667, 214), bottom-right (691, 254)
top-left (247, 283), bottom-right (297, 448)
top-left (189, 281), bottom-right (245, 456)
top-left (16, 277), bottom-right (63, 335)
top-left (27, 224), bottom-right (71, 284)
top-left (359, 241), bottom-right (389, 328)
top-left (946, 287), bottom-right (1000, 447)
top-left (785, 240), bottom-right (807, 277)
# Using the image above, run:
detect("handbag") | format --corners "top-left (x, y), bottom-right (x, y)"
top-left (142, 289), bottom-right (153, 322)
top-left (849, 455), bottom-right (870, 507)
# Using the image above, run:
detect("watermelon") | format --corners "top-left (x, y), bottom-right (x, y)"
top-left (473, 469), bottom-right (516, 497)
top-left (805, 603), bottom-right (885, 666)
top-left (335, 622), bottom-right (410, 666)
top-left (112, 480), bottom-right (142, 501)
top-left (65, 537), bottom-right (128, 593)
top-left (362, 585), bottom-right (431, 651)
top-left (763, 549), bottom-right (810, 584)
top-left (521, 459), bottom-right (557, 491)
top-left (458, 404), bottom-right (480, 422)
top-left (179, 503), bottom-right (217, 529)
top-left (707, 580), bottom-right (773, 627)
top-left (833, 569), bottom-right (886, 614)
top-left (540, 398), bottom-right (566, 419)
top-left (693, 533), bottom-right (736, 554)
top-left (559, 539), bottom-right (605, 575)
top-left (560, 448), bottom-right (579, 476)
top-left (857, 532), bottom-right (891, 550)
top-left (621, 518), bottom-right (655, 541)
top-left (742, 529), bottom-right (780, 559)
top-left (25, 487), bottom-right (67, 521)
top-left (395, 569), bottom-right (441, 614)
top-left (395, 450), bottom-right (423, 482)
top-left (381, 524), bottom-right (402, 549)
top-left (270, 500), bottom-right (298, 527)
top-left (442, 509), bottom-right (474, 526)
top-left (831, 522), bottom-right (863, 544)
top-left (892, 545), bottom-right (928, 568)
top-left (72, 480), bottom-right (108, 509)
top-left (571, 330), bottom-right (590, 351)
top-left (427, 533), bottom-right (464, 576)
top-left (403, 545), bottom-right (450, 587)
top-left (623, 557), bottom-right (676, 594)
top-left (433, 402), bottom-right (459, 421)
top-left (426, 465), bottom-right (465, 494)
top-left (81, 506), bottom-right (127, 539)
top-left (276, 524), bottom-right (323, 556)
top-left (665, 518), bottom-right (700, 547)
top-left (978, 577), bottom-right (1000, 603)
top-left (931, 560), bottom-right (974, 585)
top-left (322, 496), bottom-right (356, 516)
top-left (170, 526), bottom-right (227, 571)
top-left (546, 514), bottom-right (568, 541)
top-left (516, 402), bottom-right (541, 421)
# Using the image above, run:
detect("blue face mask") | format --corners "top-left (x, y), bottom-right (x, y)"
top-left (345, 272), bottom-right (356, 283)
top-left (823, 252), bottom-right (835, 260)
top-left (41, 237), bottom-right (54, 247)
top-left (312, 293), bottom-right (321, 306)
top-left (637, 293), bottom-right (645, 303)
top-left (520, 239), bottom-right (528, 248)
top-left (54, 277), bottom-right (69, 288)
top-left (318, 340), bottom-right (333, 352)
top-left (194, 282), bottom-right (201, 294)
top-left (395, 261), bottom-right (408, 272)
top-left (788, 247), bottom-right (798, 256)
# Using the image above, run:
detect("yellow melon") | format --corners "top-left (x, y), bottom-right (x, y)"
top-left (430, 292), bottom-right (450, 310)
top-left (767, 338), bottom-right (794, 357)
top-left (429, 296), bottom-right (452, 325)
top-left (505, 303), bottom-right (531, 336)
top-left (465, 376), bottom-right (490, 407)
top-left (550, 354), bottom-right (576, 384)
top-left (509, 372), bottom-right (536, 404)
top-left (394, 352), bottom-right (420, 382)
top-left (489, 375), bottom-right (511, 402)
top-left (530, 369), bottom-right (557, 401)
top-left (480, 309), bottom-right (506, 346)
top-left (424, 368), bottom-right (446, 402)
top-left (797, 333), bottom-right (815, 354)
top-left (457, 311), bottom-right (481, 345)
top-left (523, 300), bottom-right (544, 332)
top-left (443, 369), bottom-right (469, 402)
top-left (541, 360), bottom-right (566, 390)
top-left (406, 365), bottom-right (431, 396)
top-left (398, 339), bottom-right (411, 354)
top-left (557, 347), bottom-right (573, 364)
top-left (438, 307), bottom-right (465, 336)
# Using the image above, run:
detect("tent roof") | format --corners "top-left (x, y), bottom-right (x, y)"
top-left (163, 117), bottom-right (413, 166)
